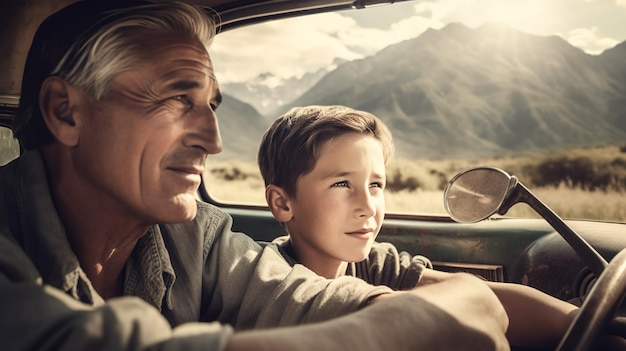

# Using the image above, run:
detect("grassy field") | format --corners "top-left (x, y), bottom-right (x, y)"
top-left (3, 126), bottom-right (623, 221)
top-left (204, 143), bottom-right (626, 222)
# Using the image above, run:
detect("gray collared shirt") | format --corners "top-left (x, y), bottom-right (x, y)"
top-left (275, 236), bottom-right (432, 290)
top-left (0, 150), bottom-right (391, 350)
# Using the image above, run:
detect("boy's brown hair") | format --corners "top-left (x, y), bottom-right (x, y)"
top-left (258, 105), bottom-right (394, 197)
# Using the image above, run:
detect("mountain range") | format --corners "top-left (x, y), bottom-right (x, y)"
top-left (215, 22), bottom-right (626, 161)
top-left (220, 58), bottom-right (346, 117)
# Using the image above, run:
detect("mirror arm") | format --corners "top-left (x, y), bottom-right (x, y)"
top-left (515, 182), bottom-right (608, 277)
top-left (496, 176), bottom-right (520, 215)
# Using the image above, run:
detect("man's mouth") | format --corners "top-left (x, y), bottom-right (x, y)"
top-left (168, 165), bottom-right (204, 175)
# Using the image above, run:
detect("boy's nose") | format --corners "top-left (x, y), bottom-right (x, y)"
top-left (355, 189), bottom-right (376, 218)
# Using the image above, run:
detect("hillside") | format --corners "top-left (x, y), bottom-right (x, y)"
top-left (212, 93), bottom-right (269, 161)
top-left (278, 23), bottom-right (626, 159)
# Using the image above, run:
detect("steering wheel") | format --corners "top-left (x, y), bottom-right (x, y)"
top-left (556, 248), bottom-right (626, 350)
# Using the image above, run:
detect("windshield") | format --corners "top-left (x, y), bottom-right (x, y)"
top-left (204, 0), bottom-right (626, 222)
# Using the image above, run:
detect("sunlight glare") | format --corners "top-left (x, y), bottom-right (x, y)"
top-left (479, 1), bottom-right (549, 35)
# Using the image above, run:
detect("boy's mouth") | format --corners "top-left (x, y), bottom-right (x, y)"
top-left (345, 228), bottom-right (375, 239)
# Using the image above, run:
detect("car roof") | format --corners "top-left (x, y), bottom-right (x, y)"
top-left (0, 0), bottom-right (406, 103)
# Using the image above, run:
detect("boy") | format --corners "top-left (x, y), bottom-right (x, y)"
top-left (259, 105), bottom-right (431, 288)
top-left (258, 105), bottom-right (585, 349)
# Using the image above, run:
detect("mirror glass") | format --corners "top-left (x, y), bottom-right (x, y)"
top-left (444, 167), bottom-right (513, 223)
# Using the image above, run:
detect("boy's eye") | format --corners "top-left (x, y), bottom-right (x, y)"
top-left (370, 182), bottom-right (384, 189)
top-left (332, 180), bottom-right (349, 188)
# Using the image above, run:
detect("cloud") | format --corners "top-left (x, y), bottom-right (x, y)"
top-left (211, 13), bottom-right (382, 83)
top-left (414, 0), bottom-right (558, 35)
top-left (210, 0), bottom-right (624, 82)
top-left (210, 6), bottom-right (440, 83)
top-left (419, 0), bottom-right (473, 21)
top-left (391, 5), bottom-right (445, 35)
top-left (565, 26), bottom-right (620, 54)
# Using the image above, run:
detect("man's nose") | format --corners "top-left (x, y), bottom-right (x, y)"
top-left (183, 104), bottom-right (222, 154)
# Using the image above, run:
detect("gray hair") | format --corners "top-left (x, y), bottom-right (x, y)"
top-left (14, 1), bottom-right (216, 149)
top-left (53, 2), bottom-right (215, 99)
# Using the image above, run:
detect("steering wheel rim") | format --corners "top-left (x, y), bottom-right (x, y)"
top-left (556, 248), bottom-right (626, 350)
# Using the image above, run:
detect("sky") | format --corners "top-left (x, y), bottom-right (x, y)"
top-left (210, 0), bottom-right (626, 83)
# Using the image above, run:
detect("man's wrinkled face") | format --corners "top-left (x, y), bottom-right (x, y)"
top-left (75, 30), bottom-right (222, 224)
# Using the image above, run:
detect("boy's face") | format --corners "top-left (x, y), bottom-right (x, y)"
top-left (286, 133), bottom-right (386, 271)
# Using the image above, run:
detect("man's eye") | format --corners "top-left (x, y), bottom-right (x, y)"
top-left (172, 95), bottom-right (192, 106)
top-left (332, 181), bottom-right (349, 188)
top-left (370, 182), bottom-right (384, 189)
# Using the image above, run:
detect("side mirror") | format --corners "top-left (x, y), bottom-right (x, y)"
top-left (443, 166), bottom-right (608, 277)
top-left (443, 167), bottom-right (517, 223)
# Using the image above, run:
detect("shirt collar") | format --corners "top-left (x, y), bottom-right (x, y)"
top-left (15, 150), bottom-right (101, 304)
top-left (124, 225), bottom-right (176, 310)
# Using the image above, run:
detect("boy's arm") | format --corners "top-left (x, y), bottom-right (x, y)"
top-left (485, 281), bottom-right (577, 349)
top-left (419, 268), bottom-right (577, 349)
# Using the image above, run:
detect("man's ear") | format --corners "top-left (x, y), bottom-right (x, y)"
top-left (39, 76), bottom-right (82, 147)
top-left (266, 184), bottom-right (293, 223)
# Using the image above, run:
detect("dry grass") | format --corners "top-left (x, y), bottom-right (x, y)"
top-left (506, 186), bottom-right (626, 221)
top-left (204, 160), bottom-right (267, 206)
top-left (203, 144), bottom-right (626, 222)
top-left (204, 177), bottom-right (626, 222)
top-left (0, 128), bottom-right (19, 166)
top-left (383, 186), bottom-right (626, 222)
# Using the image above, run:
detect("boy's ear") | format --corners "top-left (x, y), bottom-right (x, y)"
top-left (39, 76), bottom-right (82, 147)
top-left (266, 184), bottom-right (293, 222)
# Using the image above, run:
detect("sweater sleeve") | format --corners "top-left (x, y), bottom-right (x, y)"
top-left (351, 241), bottom-right (432, 290)
top-left (0, 233), bottom-right (233, 351)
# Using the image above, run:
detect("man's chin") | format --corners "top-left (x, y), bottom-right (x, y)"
top-left (158, 195), bottom-right (198, 223)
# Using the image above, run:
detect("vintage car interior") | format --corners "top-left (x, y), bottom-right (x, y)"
top-left (3, 0), bottom-right (626, 349)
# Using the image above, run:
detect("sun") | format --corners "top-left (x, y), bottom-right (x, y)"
top-left (476, 0), bottom-right (552, 35)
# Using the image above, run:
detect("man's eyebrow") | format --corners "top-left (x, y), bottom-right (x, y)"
top-left (163, 79), bottom-right (222, 106)
top-left (165, 79), bottom-right (202, 91)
